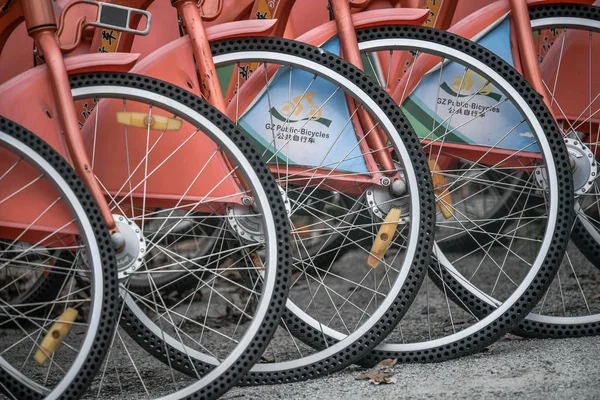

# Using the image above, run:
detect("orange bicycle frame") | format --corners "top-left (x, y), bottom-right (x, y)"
top-left (0, 0), bottom-right (246, 244)
top-left (0, 0), bottom-right (120, 234)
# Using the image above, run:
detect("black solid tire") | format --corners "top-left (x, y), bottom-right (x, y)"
top-left (350, 24), bottom-right (573, 364)
top-left (0, 116), bottom-right (119, 400)
top-left (67, 72), bottom-right (293, 398)
top-left (205, 37), bottom-right (435, 385)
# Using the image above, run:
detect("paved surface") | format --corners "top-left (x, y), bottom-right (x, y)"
top-left (224, 336), bottom-right (600, 400)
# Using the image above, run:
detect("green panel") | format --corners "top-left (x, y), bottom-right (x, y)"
top-left (217, 64), bottom-right (235, 97)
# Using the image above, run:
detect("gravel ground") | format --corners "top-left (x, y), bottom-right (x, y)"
top-left (3, 334), bottom-right (598, 399)
top-left (225, 336), bottom-right (600, 400)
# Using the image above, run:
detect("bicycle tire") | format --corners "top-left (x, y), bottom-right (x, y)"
top-left (352, 24), bottom-right (573, 364)
top-left (0, 116), bottom-right (119, 399)
top-left (127, 37), bottom-right (435, 385)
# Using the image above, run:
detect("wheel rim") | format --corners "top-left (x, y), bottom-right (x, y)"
top-left (0, 119), bottom-right (116, 400)
top-left (353, 25), bottom-right (571, 360)
top-left (67, 75), bottom-right (290, 399)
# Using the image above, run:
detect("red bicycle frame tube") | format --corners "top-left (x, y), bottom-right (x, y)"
top-left (18, 0), bottom-right (118, 234)
top-left (329, 0), bottom-right (397, 174)
top-left (508, 0), bottom-right (552, 107)
top-left (173, 0), bottom-right (227, 113)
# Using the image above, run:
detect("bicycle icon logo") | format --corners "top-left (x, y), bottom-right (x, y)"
top-left (270, 91), bottom-right (332, 127)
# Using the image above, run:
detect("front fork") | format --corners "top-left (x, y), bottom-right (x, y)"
top-left (174, 0), bottom-right (228, 113)
top-left (22, 0), bottom-right (153, 252)
top-left (174, 0), bottom-right (254, 197)
top-left (330, 0), bottom-right (398, 175)
top-left (21, 0), bottom-right (120, 237)
top-left (330, 0), bottom-right (452, 224)
top-left (508, 0), bottom-right (554, 113)
top-left (329, 0), bottom-right (424, 266)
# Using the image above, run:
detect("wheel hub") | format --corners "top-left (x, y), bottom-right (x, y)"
top-left (366, 183), bottom-right (410, 222)
top-left (227, 186), bottom-right (290, 244)
top-left (113, 215), bottom-right (145, 280)
top-left (535, 138), bottom-right (597, 195)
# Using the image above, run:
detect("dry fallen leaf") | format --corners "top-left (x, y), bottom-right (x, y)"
top-left (501, 333), bottom-right (524, 341)
top-left (356, 360), bottom-right (398, 385)
top-left (374, 358), bottom-right (397, 369)
top-left (370, 377), bottom-right (397, 385)
top-left (259, 354), bottom-right (275, 363)
top-left (355, 370), bottom-right (393, 382)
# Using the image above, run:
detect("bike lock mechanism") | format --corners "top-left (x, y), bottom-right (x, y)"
top-left (87, 1), bottom-right (151, 36)
top-left (53, 0), bottom-right (152, 53)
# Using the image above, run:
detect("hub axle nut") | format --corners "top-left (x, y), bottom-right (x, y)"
top-left (390, 179), bottom-right (407, 196)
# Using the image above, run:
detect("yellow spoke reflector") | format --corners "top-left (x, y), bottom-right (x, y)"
top-left (116, 112), bottom-right (182, 131)
top-left (367, 208), bottom-right (401, 269)
top-left (429, 160), bottom-right (454, 219)
top-left (34, 308), bottom-right (78, 365)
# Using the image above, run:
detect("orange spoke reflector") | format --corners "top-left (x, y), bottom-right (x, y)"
top-left (34, 308), bottom-right (78, 365)
top-left (116, 112), bottom-right (182, 131)
top-left (367, 208), bottom-right (401, 269)
top-left (250, 252), bottom-right (264, 272)
top-left (295, 224), bottom-right (312, 239)
top-left (429, 160), bottom-right (454, 219)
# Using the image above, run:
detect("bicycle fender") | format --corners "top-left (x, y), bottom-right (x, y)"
top-left (0, 52), bottom-right (140, 160)
top-left (292, 8), bottom-right (429, 47)
top-left (451, 0), bottom-right (597, 42)
top-left (206, 19), bottom-right (278, 41)
top-left (125, 19), bottom-right (278, 68)
top-left (452, 0), bottom-right (596, 27)
top-left (125, 20), bottom-right (279, 101)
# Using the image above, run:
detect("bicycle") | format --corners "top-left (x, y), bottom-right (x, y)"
top-left (0, 0), bottom-right (438, 394)
top-left (62, 0), bottom-right (577, 372)
top-left (0, 1), bottom-right (294, 398)
top-left (231, 0), bottom-right (599, 348)
top-left (358, 0), bottom-right (600, 343)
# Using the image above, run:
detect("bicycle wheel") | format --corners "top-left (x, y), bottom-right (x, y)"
top-left (508, 2), bottom-right (600, 338)
top-left (138, 37), bottom-right (435, 384)
top-left (403, 1), bottom-right (600, 341)
top-left (366, 4), bottom-right (600, 340)
top-left (416, 1), bottom-right (600, 340)
top-left (352, 24), bottom-right (573, 363)
top-left (0, 116), bottom-right (118, 399)
top-left (55, 73), bottom-right (292, 399)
